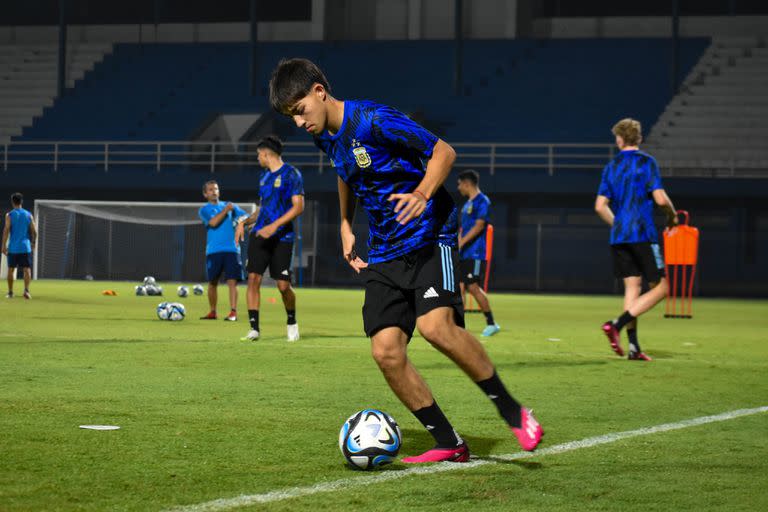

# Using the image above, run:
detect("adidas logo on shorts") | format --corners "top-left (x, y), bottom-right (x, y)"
top-left (423, 287), bottom-right (439, 299)
top-left (281, 270), bottom-right (289, 275)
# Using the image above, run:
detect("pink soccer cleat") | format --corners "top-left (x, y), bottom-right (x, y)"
top-left (511, 407), bottom-right (543, 452)
top-left (628, 352), bottom-right (653, 361)
top-left (601, 321), bottom-right (624, 356)
top-left (402, 443), bottom-right (470, 464)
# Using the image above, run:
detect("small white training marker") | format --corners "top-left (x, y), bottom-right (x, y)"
top-left (79, 425), bottom-right (121, 430)
top-left (547, 338), bottom-right (562, 342)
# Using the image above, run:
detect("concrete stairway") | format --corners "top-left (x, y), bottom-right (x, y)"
top-left (0, 42), bottom-right (112, 143)
top-left (648, 36), bottom-right (768, 175)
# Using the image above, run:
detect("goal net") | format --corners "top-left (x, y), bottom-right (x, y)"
top-left (34, 200), bottom-right (260, 282)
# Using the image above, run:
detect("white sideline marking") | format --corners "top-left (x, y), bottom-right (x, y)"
top-left (164, 406), bottom-right (768, 512)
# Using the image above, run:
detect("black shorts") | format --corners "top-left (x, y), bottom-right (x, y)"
top-left (206, 252), bottom-right (243, 282)
top-left (459, 258), bottom-right (486, 285)
top-left (246, 234), bottom-right (294, 281)
top-left (362, 244), bottom-right (465, 339)
top-left (611, 242), bottom-right (665, 283)
top-left (7, 252), bottom-right (31, 268)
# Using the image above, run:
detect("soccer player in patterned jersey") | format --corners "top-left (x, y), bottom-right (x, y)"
top-left (235, 135), bottom-right (304, 343)
top-left (457, 170), bottom-right (501, 337)
top-left (269, 58), bottom-right (543, 463)
top-left (2, 193), bottom-right (36, 299)
top-left (595, 118), bottom-right (678, 361)
top-left (198, 181), bottom-right (249, 321)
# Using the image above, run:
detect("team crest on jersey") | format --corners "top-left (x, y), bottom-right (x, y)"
top-left (274, 176), bottom-right (282, 188)
top-left (351, 139), bottom-right (371, 168)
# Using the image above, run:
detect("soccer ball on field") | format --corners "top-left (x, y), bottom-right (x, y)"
top-left (339, 409), bottom-right (402, 470)
top-left (143, 276), bottom-right (156, 286)
top-left (193, 284), bottom-right (204, 296)
top-left (156, 302), bottom-right (171, 320)
top-left (135, 285), bottom-right (147, 296)
top-left (168, 302), bottom-right (186, 321)
top-left (177, 286), bottom-right (189, 298)
top-left (146, 285), bottom-right (163, 296)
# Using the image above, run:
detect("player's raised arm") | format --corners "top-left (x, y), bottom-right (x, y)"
top-left (391, 138), bottom-right (456, 225)
top-left (338, 176), bottom-right (366, 273)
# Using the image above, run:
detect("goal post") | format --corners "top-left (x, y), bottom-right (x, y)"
top-left (34, 200), bottom-right (260, 282)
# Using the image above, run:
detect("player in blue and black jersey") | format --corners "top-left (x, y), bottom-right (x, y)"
top-left (235, 135), bottom-right (304, 343)
top-left (595, 118), bottom-right (678, 361)
top-left (268, 58), bottom-right (542, 463)
top-left (2, 193), bottom-right (36, 299)
top-left (457, 170), bottom-right (500, 337)
top-left (198, 181), bottom-right (249, 321)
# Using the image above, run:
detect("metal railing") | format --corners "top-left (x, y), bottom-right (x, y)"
top-left (0, 140), bottom-right (616, 176)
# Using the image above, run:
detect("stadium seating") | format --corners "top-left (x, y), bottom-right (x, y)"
top-left (18, 38), bottom-right (709, 144)
top-left (649, 36), bottom-right (768, 172)
top-left (0, 43), bottom-right (112, 143)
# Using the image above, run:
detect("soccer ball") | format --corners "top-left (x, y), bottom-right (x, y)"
top-left (156, 302), bottom-right (171, 320)
top-left (168, 302), bottom-right (186, 321)
top-left (193, 284), bottom-right (204, 296)
top-left (339, 409), bottom-right (402, 470)
top-left (177, 286), bottom-right (189, 298)
top-left (135, 285), bottom-right (147, 296)
top-left (146, 285), bottom-right (163, 296)
top-left (143, 276), bottom-right (156, 286)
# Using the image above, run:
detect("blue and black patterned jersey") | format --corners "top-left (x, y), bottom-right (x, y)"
top-left (460, 193), bottom-right (491, 260)
top-left (314, 100), bottom-right (455, 263)
top-left (598, 149), bottom-right (664, 245)
top-left (438, 206), bottom-right (459, 248)
top-left (252, 163), bottom-right (304, 243)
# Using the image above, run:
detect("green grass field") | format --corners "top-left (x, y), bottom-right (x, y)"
top-left (1, 280), bottom-right (767, 511)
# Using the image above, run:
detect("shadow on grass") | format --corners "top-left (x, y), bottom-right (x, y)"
top-left (418, 359), bottom-right (609, 371)
top-left (399, 428), bottom-right (504, 458)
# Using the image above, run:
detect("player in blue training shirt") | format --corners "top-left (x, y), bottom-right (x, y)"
top-left (198, 181), bottom-right (249, 321)
top-left (235, 135), bottom-right (304, 343)
top-left (268, 58), bottom-right (542, 463)
top-left (595, 118), bottom-right (678, 361)
top-left (457, 170), bottom-right (501, 337)
top-left (2, 193), bottom-right (36, 299)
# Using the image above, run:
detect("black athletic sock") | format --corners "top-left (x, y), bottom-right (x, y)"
top-left (476, 370), bottom-right (523, 428)
top-left (483, 310), bottom-right (495, 326)
top-left (412, 401), bottom-right (462, 448)
top-left (248, 309), bottom-right (259, 331)
top-left (613, 311), bottom-right (636, 331)
top-left (627, 328), bottom-right (641, 354)
top-left (286, 309), bottom-right (296, 325)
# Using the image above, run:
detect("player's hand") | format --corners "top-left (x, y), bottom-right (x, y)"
top-left (234, 222), bottom-right (245, 245)
top-left (341, 230), bottom-right (368, 273)
top-left (388, 192), bottom-right (427, 225)
top-left (667, 214), bottom-right (679, 229)
top-left (257, 223), bottom-right (277, 239)
top-left (224, 203), bottom-right (234, 212)
top-left (1, 246), bottom-right (7, 256)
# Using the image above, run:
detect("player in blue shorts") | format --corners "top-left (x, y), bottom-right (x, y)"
top-left (457, 170), bottom-right (500, 337)
top-left (235, 135), bottom-right (305, 343)
top-left (595, 118), bottom-right (678, 361)
top-left (198, 181), bottom-right (249, 321)
top-left (268, 58), bottom-right (543, 463)
top-left (2, 193), bottom-right (36, 299)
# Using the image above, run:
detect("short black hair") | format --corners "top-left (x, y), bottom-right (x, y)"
top-left (458, 170), bottom-right (479, 185)
top-left (202, 180), bottom-right (217, 193)
top-left (11, 192), bottom-right (23, 205)
top-left (256, 135), bottom-right (283, 156)
top-left (269, 58), bottom-right (331, 114)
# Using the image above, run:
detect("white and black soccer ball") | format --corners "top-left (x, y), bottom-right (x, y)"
top-left (135, 285), bottom-right (147, 296)
top-left (156, 302), bottom-right (171, 320)
top-left (167, 302), bottom-right (186, 321)
top-left (177, 285), bottom-right (189, 298)
top-left (192, 284), bottom-right (204, 296)
top-left (143, 276), bottom-right (156, 286)
top-left (146, 285), bottom-right (163, 296)
top-left (339, 409), bottom-right (401, 470)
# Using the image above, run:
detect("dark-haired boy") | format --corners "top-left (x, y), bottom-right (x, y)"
top-left (268, 58), bottom-right (542, 463)
top-left (235, 135), bottom-right (305, 342)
